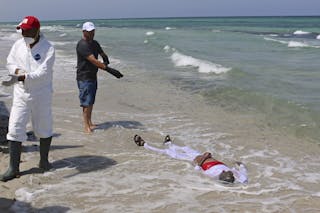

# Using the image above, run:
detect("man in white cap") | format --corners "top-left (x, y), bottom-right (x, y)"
top-left (0, 16), bottom-right (55, 181)
top-left (76, 21), bottom-right (122, 133)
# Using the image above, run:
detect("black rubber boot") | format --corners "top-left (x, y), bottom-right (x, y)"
top-left (39, 136), bottom-right (52, 171)
top-left (0, 141), bottom-right (22, 182)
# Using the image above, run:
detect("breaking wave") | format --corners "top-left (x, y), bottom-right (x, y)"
top-left (171, 51), bottom-right (231, 74)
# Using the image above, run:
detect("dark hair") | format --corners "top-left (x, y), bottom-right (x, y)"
top-left (219, 171), bottom-right (235, 183)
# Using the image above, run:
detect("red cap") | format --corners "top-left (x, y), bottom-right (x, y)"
top-left (16, 16), bottom-right (40, 30)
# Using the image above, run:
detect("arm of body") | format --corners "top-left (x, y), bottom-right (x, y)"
top-left (5, 41), bottom-right (28, 84)
top-left (231, 162), bottom-right (248, 183)
top-left (6, 42), bottom-right (19, 75)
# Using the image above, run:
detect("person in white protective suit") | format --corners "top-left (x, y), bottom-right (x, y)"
top-left (0, 16), bottom-right (55, 181)
top-left (133, 135), bottom-right (248, 184)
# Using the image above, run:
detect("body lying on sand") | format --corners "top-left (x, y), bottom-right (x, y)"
top-left (134, 134), bottom-right (248, 184)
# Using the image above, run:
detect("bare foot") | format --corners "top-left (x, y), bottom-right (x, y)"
top-left (90, 124), bottom-right (98, 130)
top-left (84, 127), bottom-right (93, 134)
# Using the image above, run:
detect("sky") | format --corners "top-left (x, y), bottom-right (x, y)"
top-left (0, 0), bottom-right (320, 22)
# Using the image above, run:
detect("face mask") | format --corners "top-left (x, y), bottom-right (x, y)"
top-left (23, 29), bottom-right (40, 46)
top-left (23, 37), bottom-right (35, 45)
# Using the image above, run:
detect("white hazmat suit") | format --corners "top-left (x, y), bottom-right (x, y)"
top-left (6, 34), bottom-right (55, 142)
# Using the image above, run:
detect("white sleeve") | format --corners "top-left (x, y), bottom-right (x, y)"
top-left (143, 143), bottom-right (167, 155)
top-left (6, 42), bottom-right (19, 75)
top-left (144, 143), bottom-right (198, 162)
top-left (232, 164), bottom-right (248, 183)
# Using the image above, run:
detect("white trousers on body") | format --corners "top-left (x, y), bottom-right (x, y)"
top-left (143, 142), bottom-right (201, 162)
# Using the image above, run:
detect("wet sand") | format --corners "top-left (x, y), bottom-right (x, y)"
top-left (0, 55), bottom-right (320, 212)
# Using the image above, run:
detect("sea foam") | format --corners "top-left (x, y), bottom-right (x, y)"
top-left (145, 31), bottom-right (155, 36)
top-left (15, 187), bottom-right (45, 203)
top-left (293, 30), bottom-right (310, 35)
top-left (1, 33), bottom-right (21, 41)
top-left (40, 25), bottom-right (65, 32)
top-left (264, 37), bottom-right (320, 48)
top-left (287, 41), bottom-right (309, 48)
top-left (171, 52), bottom-right (231, 74)
top-left (165, 27), bottom-right (175, 30)
top-left (59, 33), bottom-right (67, 37)
top-left (50, 41), bottom-right (76, 46)
top-left (263, 37), bottom-right (288, 44)
top-left (163, 45), bottom-right (171, 52)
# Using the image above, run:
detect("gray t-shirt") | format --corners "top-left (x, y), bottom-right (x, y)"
top-left (76, 39), bottom-right (103, 81)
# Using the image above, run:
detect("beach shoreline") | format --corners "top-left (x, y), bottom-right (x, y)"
top-left (1, 64), bottom-right (320, 211)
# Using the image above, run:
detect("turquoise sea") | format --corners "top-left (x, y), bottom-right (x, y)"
top-left (40, 16), bottom-right (320, 142)
top-left (1, 16), bottom-right (320, 142)
top-left (1, 17), bottom-right (320, 143)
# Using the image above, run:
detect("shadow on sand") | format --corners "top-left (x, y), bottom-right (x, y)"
top-left (19, 155), bottom-right (116, 178)
top-left (52, 155), bottom-right (117, 178)
top-left (0, 197), bottom-right (70, 213)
